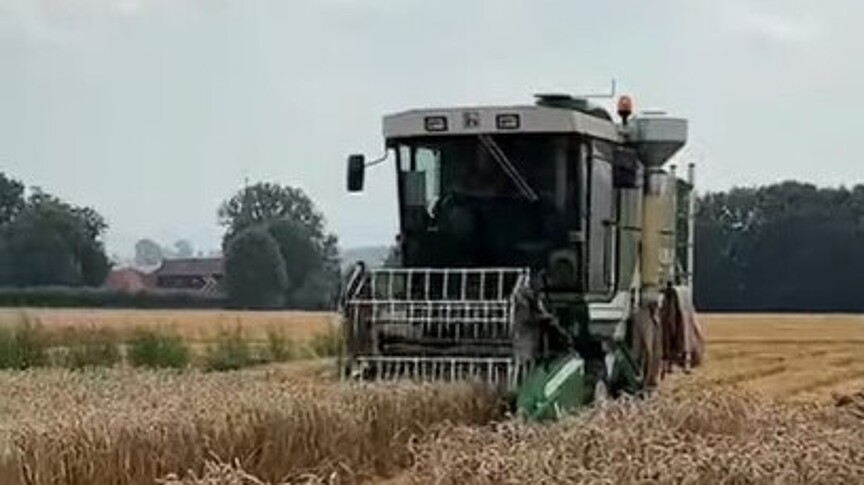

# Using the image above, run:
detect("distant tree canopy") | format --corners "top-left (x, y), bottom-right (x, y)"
top-left (383, 245), bottom-right (400, 268)
top-left (134, 238), bottom-right (163, 266)
top-left (134, 238), bottom-right (197, 266)
top-left (219, 182), bottom-right (340, 309)
top-left (0, 174), bottom-right (111, 287)
top-left (135, 238), bottom-right (203, 266)
top-left (173, 239), bottom-right (195, 259)
top-left (695, 181), bottom-right (864, 312)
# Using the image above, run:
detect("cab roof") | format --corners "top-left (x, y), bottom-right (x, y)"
top-left (383, 104), bottom-right (623, 143)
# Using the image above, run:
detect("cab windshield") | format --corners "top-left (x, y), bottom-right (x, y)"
top-left (393, 134), bottom-right (578, 267)
top-left (395, 134), bottom-right (559, 212)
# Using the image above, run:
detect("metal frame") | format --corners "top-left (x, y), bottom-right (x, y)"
top-left (342, 267), bottom-right (534, 390)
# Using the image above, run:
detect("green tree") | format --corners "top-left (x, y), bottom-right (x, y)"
top-left (0, 173), bottom-right (24, 226)
top-left (0, 237), bottom-right (11, 286)
top-left (0, 173), bottom-right (22, 285)
top-left (5, 208), bottom-right (82, 285)
top-left (224, 227), bottom-right (288, 309)
top-left (266, 219), bottom-right (321, 301)
top-left (219, 183), bottom-right (324, 236)
top-left (80, 244), bottom-right (112, 287)
top-left (219, 182), bottom-right (341, 309)
top-left (4, 190), bottom-right (110, 287)
top-left (134, 239), bottom-right (163, 266)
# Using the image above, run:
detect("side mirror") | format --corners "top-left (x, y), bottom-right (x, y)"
top-left (347, 154), bottom-right (365, 192)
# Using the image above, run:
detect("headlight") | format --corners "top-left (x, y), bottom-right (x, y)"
top-left (496, 113), bottom-right (521, 130)
top-left (424, 116), bottom-right (448, 132)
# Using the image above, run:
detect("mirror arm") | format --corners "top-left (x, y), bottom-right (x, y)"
top-left (364, 151), bottom-right (389, 168)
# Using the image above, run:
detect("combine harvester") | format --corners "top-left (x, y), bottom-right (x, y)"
top-left (339, 90), bottom-right (702, 420)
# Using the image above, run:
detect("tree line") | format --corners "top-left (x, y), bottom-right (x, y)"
top-left (0, 171), bottom-right (340, 310)
top-left (2, 168), bottom-right (863, 312)
top-left (695, 181), bottom-right (864, 312)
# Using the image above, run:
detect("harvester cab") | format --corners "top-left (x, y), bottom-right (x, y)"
top-left (340, 92), bottom-right (699, 421)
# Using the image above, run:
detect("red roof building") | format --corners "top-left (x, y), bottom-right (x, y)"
top-left (150, 258), bottom-right (225, 296)
top-left (104, 267), bottom-right (148, 293)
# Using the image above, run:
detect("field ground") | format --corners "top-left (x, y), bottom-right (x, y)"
top-left (3, 309), bottom-right (863, 402)
top-left (0, 308), bottom-right (337, 343)
top-left (0, 311), bottom-right (861, 483)
top-left (687, 314), bottom-right (864, 403)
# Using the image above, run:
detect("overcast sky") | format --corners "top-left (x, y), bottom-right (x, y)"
top-left (0, 0), bottom-right (861, 257)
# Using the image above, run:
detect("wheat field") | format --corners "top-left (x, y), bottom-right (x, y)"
top-left (685, 314), bottom-right (864, 403)
top-left (4, 309), bottom-right (862, 402)
top-left (0, 308), bottom-right (336, 343)
top-left (0, 311), bottom-right (861, 484)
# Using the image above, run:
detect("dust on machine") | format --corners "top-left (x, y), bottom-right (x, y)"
top-left (339, 89), bottom-right (704, 420)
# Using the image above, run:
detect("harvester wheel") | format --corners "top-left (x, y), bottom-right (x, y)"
top-left (584, 358), bottom-right (609, 405)
top-left (593, 379), bottom-right (610, 405)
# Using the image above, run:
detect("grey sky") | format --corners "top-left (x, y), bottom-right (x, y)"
top-left (0, 0), bottom-right (861, 257)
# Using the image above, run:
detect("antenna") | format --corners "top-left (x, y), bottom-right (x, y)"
top-left (240, 167), bottom-right (251, 190)
top-left (582, 79), bottom-right (618, 99)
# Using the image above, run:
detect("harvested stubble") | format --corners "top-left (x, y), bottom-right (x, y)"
top-left (834, 389), bottom-right (864, 419)
top-left (685, 315), bottom-right (864, 403)
top-left (404, 388), bottom-right (864, 485)
top-left (1, 367), bottom-right (502, 485)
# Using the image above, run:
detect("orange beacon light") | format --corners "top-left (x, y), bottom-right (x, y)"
top-left (617, 95), bottom-right (634, 125)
